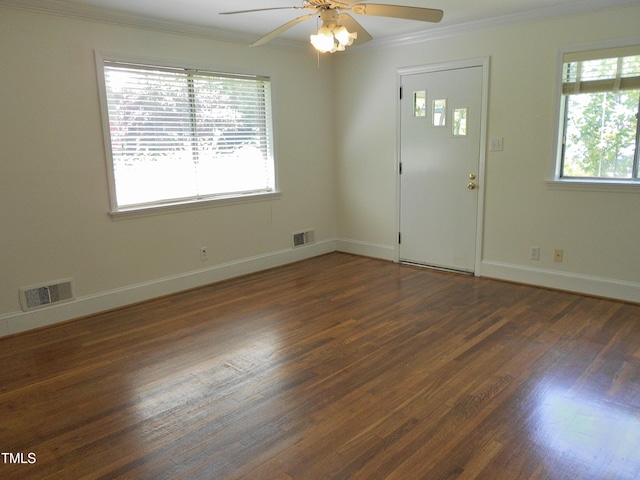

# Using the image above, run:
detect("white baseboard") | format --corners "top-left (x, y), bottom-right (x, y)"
top-left (0, 240), bottom-right (336, 339)
top-left (3, 244), bottom-right (635, 339)
top-left (479, 260), bottom-right (640, 304)
top-left (335, 238), bottom-right (396, 261)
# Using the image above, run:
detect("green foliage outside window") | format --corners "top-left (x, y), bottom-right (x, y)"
top-left (563, 90), bottom-right (639, 178)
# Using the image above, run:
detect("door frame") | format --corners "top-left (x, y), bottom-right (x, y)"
top-left (395, 57), bottom-right (490, 274)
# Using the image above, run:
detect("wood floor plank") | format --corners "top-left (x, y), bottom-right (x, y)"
top-left (1, 253), bottom-right (639, 479)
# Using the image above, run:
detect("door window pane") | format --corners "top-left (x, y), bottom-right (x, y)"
top-left (433, 99), bottom-right (446, 126)
top-left (413, 90), bottom-right (426, 117)
top-left (453, 108), bottom-right (468, 136)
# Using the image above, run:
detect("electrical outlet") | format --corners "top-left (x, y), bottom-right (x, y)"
top-left (530, 246), bottom-right (540, 261)
top-left (554, 249), bottom-right (563, 262)
top-left (200, 247), bottom-right (208, 261)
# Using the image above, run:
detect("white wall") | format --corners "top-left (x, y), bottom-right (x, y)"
top-left (0, 8), bottom-right (337, 336)
top-left (334, 4), bottom-right (640, 302)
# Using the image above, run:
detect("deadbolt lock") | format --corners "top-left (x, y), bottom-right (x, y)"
top-left (469, 173), bottom-right (477, 180)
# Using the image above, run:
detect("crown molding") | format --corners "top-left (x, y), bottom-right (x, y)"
top-left (0, 0), bottom-right (310, 52)
top-left (356, 0), bottom-right (640, 52)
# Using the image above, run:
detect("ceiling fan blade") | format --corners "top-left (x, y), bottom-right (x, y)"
top-left (220, 7), bottom-right (303, 15)
top-left (337, 13), bottom-right (373, 46)
top-left (251, 13), bottom-right (316, 47)
top-left (219, 3), bottom-right (317, 15)
top-left (350, 4), bottom-right (444, 23)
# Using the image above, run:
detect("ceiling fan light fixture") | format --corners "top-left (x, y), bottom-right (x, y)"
top-left (310, 23), bottom-right (356, 53)
top-left (334, 25), bottom-right (357, 47)
top-left (310, 28), bottom-right (336, 53)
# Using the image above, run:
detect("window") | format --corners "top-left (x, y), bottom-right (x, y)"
top-left (556, 46), bottom-right (640, 182)
top-left (98, 57), bottom-right (276, 213)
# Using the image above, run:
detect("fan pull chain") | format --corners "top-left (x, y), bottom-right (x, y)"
top-left (317, 16), bottom-right (321, 68)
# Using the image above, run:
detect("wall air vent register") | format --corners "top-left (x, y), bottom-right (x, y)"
top-left (19, 279), bottom-right (74, 311)
top-left (292, 230), bottom-right (315, 247)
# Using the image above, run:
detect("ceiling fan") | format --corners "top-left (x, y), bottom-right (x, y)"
top-left (220, 1), bottom-right (444, 53)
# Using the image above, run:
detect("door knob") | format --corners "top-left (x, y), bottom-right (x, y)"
top-left (469, 173), bottom-right (477, 180)
top-left (467, 182), bottom-right (476, 189)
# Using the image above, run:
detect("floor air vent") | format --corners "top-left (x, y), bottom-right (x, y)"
top-left (292, 230), bottom-right (315, 247)
top-left (20, 279), bottom-right (74, 311)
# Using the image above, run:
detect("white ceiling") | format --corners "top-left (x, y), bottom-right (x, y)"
top-left (8, 0), bottom-right (640, 49)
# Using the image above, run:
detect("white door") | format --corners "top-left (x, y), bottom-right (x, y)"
top-left (399, 65), bottom-right (484, 273)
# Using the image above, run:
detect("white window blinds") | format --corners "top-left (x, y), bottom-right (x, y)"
top-left (562, 46), bottom-right (640, 95)
top-left (102, 60), bottom-right (275, 209)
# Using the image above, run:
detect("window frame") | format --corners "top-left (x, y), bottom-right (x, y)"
top-left (548, 40), bottom-right (640, 192)
top-left (95, 52), bottom-right (280, 218)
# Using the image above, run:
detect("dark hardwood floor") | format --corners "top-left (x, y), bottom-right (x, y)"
top-left (1, 253), bottom-right (640, 479)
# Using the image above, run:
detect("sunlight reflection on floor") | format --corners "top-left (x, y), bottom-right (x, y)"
top-left (537, 388), bottom-right (640, 478)
top-left (130, 336), bottom-right (280, 423)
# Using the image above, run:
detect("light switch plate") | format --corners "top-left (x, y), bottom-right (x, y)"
top-left (490, 137), bottom-right (504, 151)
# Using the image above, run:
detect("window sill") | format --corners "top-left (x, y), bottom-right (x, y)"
top-left (546, 179), bottom-right (640, 193)
top-left (109, 191), bottom-right (282, 220)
